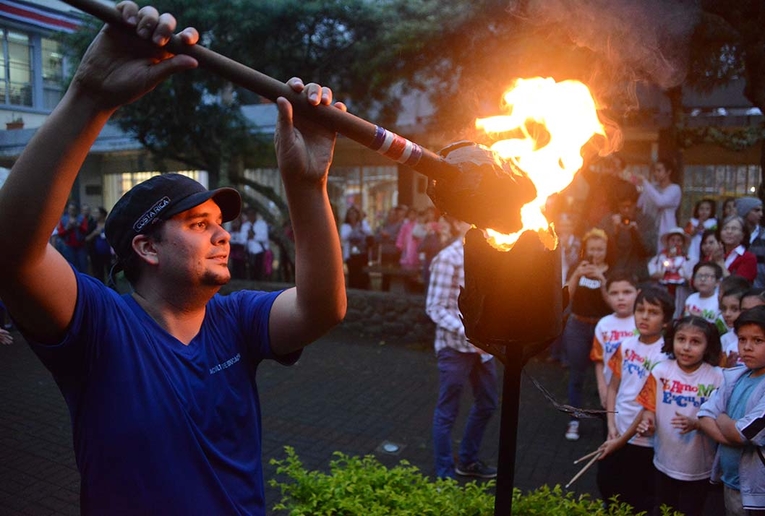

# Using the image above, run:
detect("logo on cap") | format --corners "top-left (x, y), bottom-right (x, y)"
top-left (133, 196), bottom-right (171, 232)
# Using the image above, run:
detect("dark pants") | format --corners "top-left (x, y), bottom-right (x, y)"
top-left (346, 254), bottom-right (369, 290)
top-left (598, 443), bottom-right (656, 513)
top-left (379, 251), bottom-right (400, 292)
top-left (564, 315), bottom-right (597, 419)
top-left (62, 245), bottom-right (88, 274)
top-left (654, 470), bottom-right (709, 516)
top-left (89, 252), bottom-right (112, 284)
top-left (432, 348), bottom-right (498, 479)
top-left (229, 244), bottom-right (247, 280)
top-left (249, 252), bottom-right (264, 281)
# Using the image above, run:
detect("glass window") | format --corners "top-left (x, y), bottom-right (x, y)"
top-left (681, 164), bottom-right (760, 222)
top-left (5, 31), bottom-right (32, 107)
top-left (104, 170), bottom-right (208, 210)
top-left (42, 37), bottom-right (63, 110)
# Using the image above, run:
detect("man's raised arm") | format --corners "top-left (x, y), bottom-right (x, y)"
top-left (0, 2), bottom-right (198, 343)
top-left (268, 81), bottom-right (348, 354)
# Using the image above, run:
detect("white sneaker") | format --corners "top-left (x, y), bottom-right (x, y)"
top-left (565, 421), bottom-right (580, 441)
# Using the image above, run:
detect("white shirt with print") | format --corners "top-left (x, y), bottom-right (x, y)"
top-left (637, 360), bottom-right (724, 480)
top-left (684, 292), bottom-right (721, 324)
top-left (608, 335), bottom-right (668, 447)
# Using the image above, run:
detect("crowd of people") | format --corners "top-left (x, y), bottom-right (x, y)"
top-left (339, 204), bottom-right (451, 291)
top-left (552, 156), bottom-right (765, 515)
top-left (51, 203), bottom-right (112, 283)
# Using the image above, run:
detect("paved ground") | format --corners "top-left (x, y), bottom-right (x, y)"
top-left (0, 326), bottom-right (610, 515)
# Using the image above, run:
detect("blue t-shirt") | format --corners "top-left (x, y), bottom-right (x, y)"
top-left (27, 272), bottom-right (294, 515)
top-left (719, 371), bottom-right (765, 490)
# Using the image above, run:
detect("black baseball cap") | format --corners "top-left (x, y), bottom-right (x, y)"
top-left (105, 173), bottom-right (241, 262)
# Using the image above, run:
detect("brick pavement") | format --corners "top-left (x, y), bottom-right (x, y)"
top-left (0, 327), bottom-right (606, 515)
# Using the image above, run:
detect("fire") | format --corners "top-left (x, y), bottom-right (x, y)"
top-left (475, 77), bottom-right (607, 250)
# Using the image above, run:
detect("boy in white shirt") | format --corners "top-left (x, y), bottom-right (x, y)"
top-left (590, 271), bottom-right (639, 408)
top-left (685, 262), bottom-right (723, 324)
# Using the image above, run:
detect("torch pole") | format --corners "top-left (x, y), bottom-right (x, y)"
top-left (493, 347), bottom-right (523, 515)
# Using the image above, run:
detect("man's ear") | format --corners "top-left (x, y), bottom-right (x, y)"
top-left (132, 234), bottom-right (160, 266)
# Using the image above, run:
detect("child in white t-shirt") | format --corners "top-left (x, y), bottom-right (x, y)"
top-left (685, 262), bottom-right (723, 324)
top-left (596, 287), bottom-right (675, 514)
top-left (590, 271), bottom-right (638, 408)
top-left (636, 316), bottom-right (724, 516)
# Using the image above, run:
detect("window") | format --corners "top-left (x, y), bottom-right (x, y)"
top-left (1, 29), bottom-right (32, 107)
top-left (41, 37), bottom-right (63, 110)
top-left (0, 28), bottom-right (66, 110)
top-left (103, 171), bottom-right (209, 211)
top-left (681, 164), bottom-right (761, 221)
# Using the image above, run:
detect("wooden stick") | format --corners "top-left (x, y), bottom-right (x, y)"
top-left (565, 451), bottom-right (601, 489)
top-left (573, 449), bottom-right (601, 464)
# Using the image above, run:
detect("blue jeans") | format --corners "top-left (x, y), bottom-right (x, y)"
top-left (432, 347), bottom-right (498, 479)
top-left (564, 315), bottom-right (597, 419)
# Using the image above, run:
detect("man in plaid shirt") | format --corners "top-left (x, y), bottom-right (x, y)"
top-left (426, 217), bottom-right (499, 479)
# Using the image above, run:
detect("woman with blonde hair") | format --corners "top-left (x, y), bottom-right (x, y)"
top-left (563, 228), bottom-right (612, 441)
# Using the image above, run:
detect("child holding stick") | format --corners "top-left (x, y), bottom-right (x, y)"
top-left (636, 316), bottom-right (724, 516)
top-left (596, 287), bottom-right (675, 513)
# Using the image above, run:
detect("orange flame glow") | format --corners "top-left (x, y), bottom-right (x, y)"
top-left (475, 77), bottom-right (608, 250)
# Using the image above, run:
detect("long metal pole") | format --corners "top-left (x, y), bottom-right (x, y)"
top-left (493, 348), bottom-right (523, 515)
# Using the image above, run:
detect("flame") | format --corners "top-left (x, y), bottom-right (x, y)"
top-left (475, 77), bottom-right (607, 250)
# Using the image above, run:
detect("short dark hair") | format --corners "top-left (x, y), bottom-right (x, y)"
top-left (741, 288), bottom-right (765, 306)
top-left (663, 315), bottom-right (722, 366)
top-left (721, 287), bottom-right (748, 304)
top-left (635, 286), bottom-right (675, 323)
top-left (720, 274), bottom-right (752, 297)
top-left (693, 261), bottom-right (723, 280)
top-left (734, 305), bottom-right (765, 334)
top-left (614, 181), bottom-right (639, 203)
top-left (606, 269), bottom-right (638, 290)
top-left (656, 157), bottom-right (675, 174)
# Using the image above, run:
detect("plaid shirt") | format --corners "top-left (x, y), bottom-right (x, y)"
top-left (426, 237), bottom-right (484, 355)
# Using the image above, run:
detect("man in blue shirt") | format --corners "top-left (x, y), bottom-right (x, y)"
top-left (0, 3), bottom-right (346, 514)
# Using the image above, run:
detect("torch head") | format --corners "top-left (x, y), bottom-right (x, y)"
top-left (426, 141), bottom-right (537, 234)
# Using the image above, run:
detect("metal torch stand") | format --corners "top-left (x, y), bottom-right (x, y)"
top-left (493, 346), bottom-right (524, 515)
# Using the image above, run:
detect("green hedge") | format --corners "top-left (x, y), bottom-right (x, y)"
top-left (269, 447), bottom-right (681, 515)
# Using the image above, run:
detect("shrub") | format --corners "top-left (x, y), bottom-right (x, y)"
top-left (269, 447), bottom-right (680, 515)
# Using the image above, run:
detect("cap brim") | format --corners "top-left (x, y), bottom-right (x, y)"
top-left (162, 187), bottom-right (242, 223)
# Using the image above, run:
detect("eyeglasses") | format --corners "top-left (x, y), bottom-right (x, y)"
top-left (695, 274), bottom-right (716, 280)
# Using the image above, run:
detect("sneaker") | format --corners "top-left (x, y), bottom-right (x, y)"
top-left (455, 461), bottom-right (497, 479)
top-left (565, 421), bottom-right (580, 441)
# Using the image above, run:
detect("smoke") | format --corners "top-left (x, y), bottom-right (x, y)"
top-left (508, 0), bottom-right (701, 91)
